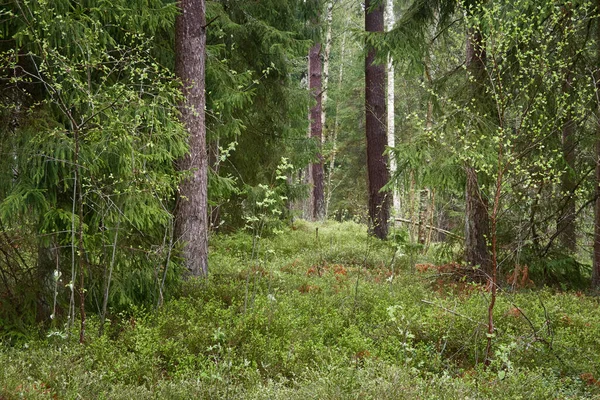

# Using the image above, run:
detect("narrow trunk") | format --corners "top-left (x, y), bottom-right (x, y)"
top-left (99, 216), bottom-right (120, 336)
top-left (465, 166), bottom-right (490, 272)
top-left (75, 126), bottom-right (86, 343)
top-left (386, 0), bottom-right (400, 218)
top-left (418, 189), bottom-right (429, 245)
top-left (594, 138), bottom-right (600, 288)
top-left (310, 42), bottom-right (325, 220)
top-left (321, 1), bottom-right (334, 134)
top-left (425, 188), bottom-right (436, 251)
top-left (365, 0), bottom-right (390, 239)
top-left (175, 0), bottom-right (209, 277)
top-left (325, 16), bottom-right (350, 219)
top-left (593, 0), bottom-right (600, 289)
top-left (464, 26), bottom-right (491, 273)
top-left (408, 172), bottom-right (417, 241)
top-left (558, 74), bottom-right (576, 253)
top-left (208, 139), bottom-right (221, 231)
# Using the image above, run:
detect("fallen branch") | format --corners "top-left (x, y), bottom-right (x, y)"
top-left (421, 299), bottom-right (488, 328)
top-left (395, 217), bottom-right (462, 239)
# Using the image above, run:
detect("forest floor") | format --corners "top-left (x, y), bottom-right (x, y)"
top-left (1, 220), bottom-right (600, 399)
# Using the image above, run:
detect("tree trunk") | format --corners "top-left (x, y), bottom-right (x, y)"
top-left (464, 26), bottom-right (491, 273)
top-left (175, 0), bottom-right (209, 278)
top-left (594, 138), bottom-right (600, 288)
top-left (365, 0), bottom-right (390, 239)
top-left (593, 0), bottom-right (600, 289)
top-left (418, 189), bottom-right (429, 245)
top-left (465, 166), bottom-right (490, 272)
top-left (386, 0), bottom-right (400, 219)
top-left (208, 138), bottom-right (221, 231)
top-left (310, 42), bottom-right (325, 221)
top-left (558, 74), bottom-right (577, 253)
top-left (325, 13), bottom-right (350, 220)
top-left (321, 1), bottom-right (334, 133)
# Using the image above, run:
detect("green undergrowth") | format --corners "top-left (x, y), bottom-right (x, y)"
top-left (1, 221), bottom-right (599, 399)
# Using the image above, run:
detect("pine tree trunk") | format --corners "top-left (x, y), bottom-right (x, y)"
top-left (464, 26), bottom-right (491, 273)
top-left (310, 42), bottom-right (325, 220)
top-left (175, 0), bottom-right (209, 278)
top-left (365, 0), bottom-right (390, 239)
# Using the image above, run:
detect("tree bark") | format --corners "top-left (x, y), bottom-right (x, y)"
top-left (325, 13), bottom-right (350, 220)
top-left (310, 42), bottom-right (325, 221)
top-left (418, 189), bottom-right (429, 245)
top-left (386, 0), bottom-right (400, 219)
top-left (175, 0), bottom-right (209, 278)
top-left (593, 0), bottom-right (600, 289)
top-left (365, 0), bottom-right (390, 239)
top-left (558, 74), bottom-right (577, 253)
top-left (464, 26), bottom-right (491, 273)
top-left (321, 1), bottom-right (334, 133)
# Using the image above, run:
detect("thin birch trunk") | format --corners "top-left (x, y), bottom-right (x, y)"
top-left (321, 1), bottom-right (334, 137)
top-left (386, 0), bottom-right (400, 218)
top-left (325, 14), bottom-right (349, 219)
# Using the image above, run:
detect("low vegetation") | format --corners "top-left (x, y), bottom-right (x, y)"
top-left (1, 221), bottom-right (599, 399)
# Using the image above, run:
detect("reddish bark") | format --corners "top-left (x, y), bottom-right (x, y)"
top-left (464, 26), bottom-right (491, 273)
top-left (175, 0), bottom-right (209, 277)
top-left (310, 42), bottom-right (325, 221)
top-left (365, 0), bottom-right (390, 239)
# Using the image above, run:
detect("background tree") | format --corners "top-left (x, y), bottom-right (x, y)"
top-left (365, 0), bottom-right (390, 239)
top-left (593, 0), bottom-right (600, 289)
top-left (463, 2), bottom-right (491, 273)
top-left (309, 23), bottom-right (325, 220)
top-left (386, 0), bottom-right (400, 219)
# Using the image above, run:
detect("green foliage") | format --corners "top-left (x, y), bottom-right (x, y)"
top-left (204, 0), bottom-right (316, 228)
top-left (1, 222), bottom-right (599, 398)
top-left (386, 0), bottom-right (599, 281)
top-left (0, 0), bottom-right (187, 331)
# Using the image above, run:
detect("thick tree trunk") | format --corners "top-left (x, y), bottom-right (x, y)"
top-left (175, 0), bottom-right (209, 278)
top-left (558, 74), bottom-right (577, 253)
top-left (593, 0), bottom-right (600, 289)
top-left (464, 26), bottom-right (491, 273)
top-left (310, 42), bottom-right (325, 220)
top-left (365, 0), bottom-right (390, 239)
